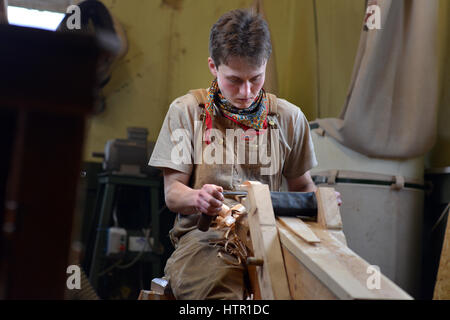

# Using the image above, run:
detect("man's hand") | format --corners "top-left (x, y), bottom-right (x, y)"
top-left (286, 171), bottom-right (342, 206)
top-left (335, 191), bottom-right (343, 206)
top-left (194, 184), bottom-right (224, 216)
top-left (163, 169), bottom-right (226, 215)
top-left (286, 171), bottom-right (317, 192)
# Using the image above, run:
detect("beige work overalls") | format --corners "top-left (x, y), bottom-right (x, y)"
top-left (164, 89), bottom-right (282, 300)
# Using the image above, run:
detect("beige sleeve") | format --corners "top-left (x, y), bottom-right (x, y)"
top-left (282, 107), bottom-right (318, 179)
top-left (148, 95), bottom-right (196, 175)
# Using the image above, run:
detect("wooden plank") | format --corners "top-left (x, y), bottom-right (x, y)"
top-left (278, 224), bottom-right (369, 299)
top-left (242, 181), bottom-right (291, 300)
top-left (316, 187), bottom-right (342, 230)
top-left (433, 213), bottom-right (450, 299)
top-left (277, 216), bottom-right (320, 244)
top-left (329, 230), bottom-right (347, 246)
top-left (315, 187), bottom-right (347, 246)
top-left (138, 290), bottom-right (173, 300)
top-left (234, 200), bottom-right (261, 299)
top-left (151, 278), bottom-right (172, 296)
top-left (238, 185), bottom-right (410, 300)
top-left (247, 265), bottom-right (262, 300)
top-left (278, 222), bottom-right (412, 300)
top-left (282, 245), bottom-right (337, 300)
top-left (0, 25), bottom-right (99, 299)
top-left (235, 207), bottom-right (253, 254)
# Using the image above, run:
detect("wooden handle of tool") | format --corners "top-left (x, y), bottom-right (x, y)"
top-left (197, 213), bottom-right (214, 232)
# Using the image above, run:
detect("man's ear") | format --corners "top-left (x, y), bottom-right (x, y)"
top-left (208, 57), bottom-right (218, 78)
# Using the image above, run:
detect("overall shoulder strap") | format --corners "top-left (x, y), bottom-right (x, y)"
top-left (266, 93), bottom-right (278, 115)
top-left (189, 88), bottom-right (208, 106)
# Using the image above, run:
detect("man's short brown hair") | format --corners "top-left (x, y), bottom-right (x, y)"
top-left (209, 9), bottom-right (272, 68)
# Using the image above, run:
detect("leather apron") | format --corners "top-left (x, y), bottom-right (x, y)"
top-left (164, 91), bottom-right (282, 300)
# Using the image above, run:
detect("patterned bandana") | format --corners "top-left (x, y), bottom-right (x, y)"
top-left (203, 79), bottom-right (268, 144)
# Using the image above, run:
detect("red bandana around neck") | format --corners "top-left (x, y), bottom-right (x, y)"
top-left (203, 79), bottom-right (268, 144)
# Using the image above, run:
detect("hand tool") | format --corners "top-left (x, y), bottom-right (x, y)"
top-left (197, 191), bottom-right (318, 232)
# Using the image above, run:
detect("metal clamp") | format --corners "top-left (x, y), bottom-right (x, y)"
top-left (391, 175), bottom-right (405, 190)
top-left (314, 127), bottom-right (326, 136)
top-left (327, 170), bottom-right (339, 185)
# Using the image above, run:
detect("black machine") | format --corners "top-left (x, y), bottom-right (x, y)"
top-left (93, 127), bottom-right (159, 177)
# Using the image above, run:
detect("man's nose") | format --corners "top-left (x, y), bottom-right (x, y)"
top-left (240, 81), bottom-right (251, 97)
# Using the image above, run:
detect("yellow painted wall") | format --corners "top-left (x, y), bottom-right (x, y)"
top-left (83, 0), bottom-right (448, 168)
top-left (83, 0), bottom-right (364, 161)
top-left (85, 0), bottom-right (253, 160)
top-left (428, 0), bottom-right (450, 169)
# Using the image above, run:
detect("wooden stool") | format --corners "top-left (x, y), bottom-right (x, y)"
top-left (138, 277), bottom-right (175, 300)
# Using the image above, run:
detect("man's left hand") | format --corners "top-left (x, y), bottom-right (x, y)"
top-left (335, 191), bottom-right (342, 206)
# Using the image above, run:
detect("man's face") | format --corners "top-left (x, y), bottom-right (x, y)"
top-left (208, 56), bottom-right (267, 109)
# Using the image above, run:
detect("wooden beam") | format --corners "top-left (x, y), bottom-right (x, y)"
top-left (241, 181), bottom-right (291, 300)
top-left (237, 185), bottom-right (410, 300)
top-left (315, 187), bottom-right (347, 246)
top-left (0, 24), bottom-right (100, 299)
top-left (151, 278), bottom-right (172, 296)
top-left (316, 187), bottom-right (343, 230)
top-left (277, 216), bottom-right (320, 244)
top-left (278, 187), bottom-right (411, 300)
top-left (278, 221), bottom-right (412, 300)
top-left (282, 244), bottom-right (337, 300)
top-left (433, 212), bottom-right (450, 299)
top-left (234, 207), bottom-right (261, 299)
top-left (0, 1), bottom-right (7, 23)
top-left (138, 290), bottom-right (174, 300)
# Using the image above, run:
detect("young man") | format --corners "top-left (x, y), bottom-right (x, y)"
top-left (149, 9), bottom-right (337, 299)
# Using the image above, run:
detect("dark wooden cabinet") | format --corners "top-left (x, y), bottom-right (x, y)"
top-left (0, 24), bottom-right (101, 299)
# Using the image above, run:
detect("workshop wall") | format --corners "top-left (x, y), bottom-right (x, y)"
top-left (428, 0), bottom-right (450, 169)
top-left (83, 0), bottom-right (363, 161)
top-left (83, 0), bottom-right (449, 168)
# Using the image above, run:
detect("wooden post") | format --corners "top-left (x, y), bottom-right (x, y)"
top-left (433, 212), bottom-right (450, 299)
top-left (278, 186), bottom-right (412, 300)
top-left (0, 25), bottom-right (100, 299)
top-left (241, 181), bottom-right (291, 300)
top-left (237, 184), bottom-right (412, 300)
top-left (315, 187), bottom-right (347, 245)
top-left (0, 0), bottom-right (7, 24)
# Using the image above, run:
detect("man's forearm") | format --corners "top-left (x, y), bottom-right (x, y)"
top-left (165, 180), bottom-right (199, 215)
top-left (295, 182), bottom-right (317, 193)
top-left (286, 171), bottom-right (317, 193)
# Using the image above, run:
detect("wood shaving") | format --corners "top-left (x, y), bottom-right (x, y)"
top-left (218, 204), bottom-right (231, 218)
top-left (224, 216), bottom-right (236, 227)
top-left (209, 203), bottom-right (249, 267)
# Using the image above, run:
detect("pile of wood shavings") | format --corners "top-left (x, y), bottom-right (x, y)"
top-left (209, 204), bottom-right (248, 266)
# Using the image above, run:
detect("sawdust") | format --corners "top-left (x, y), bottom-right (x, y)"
top-left (209, 204), bottom-right (249, 267)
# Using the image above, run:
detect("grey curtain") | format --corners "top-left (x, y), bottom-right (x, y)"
top-left (316, 0), bottom-right (439, 159)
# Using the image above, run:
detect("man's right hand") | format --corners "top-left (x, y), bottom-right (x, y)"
top-left (194, 184), bottom-right (224, 216)
top-left (163, 168), bottom-right (225, 215)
